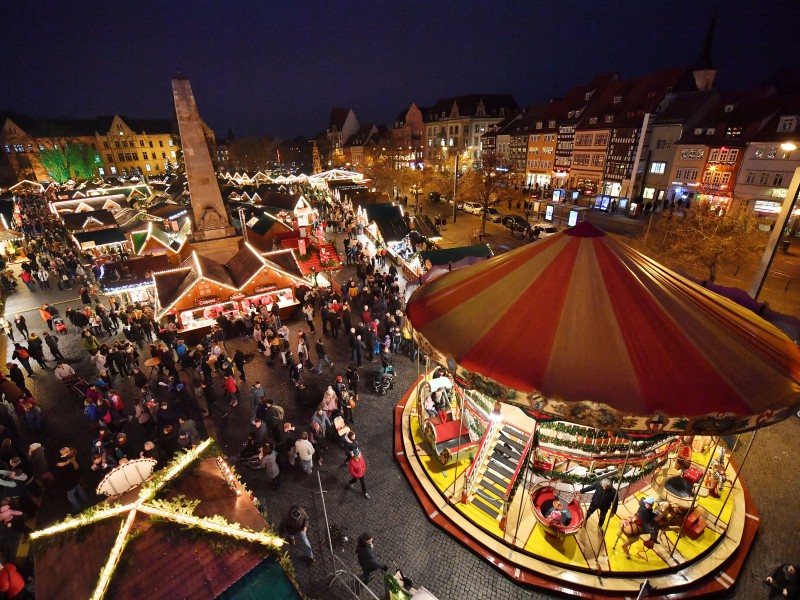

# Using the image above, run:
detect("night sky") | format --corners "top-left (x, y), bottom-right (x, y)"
top-left (2, 0), bottom-right (799, 140)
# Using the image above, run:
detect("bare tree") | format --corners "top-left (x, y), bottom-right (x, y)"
top-left (640, 199), bottom-right (766, 283)
top-left (457, 152), bottom-right (515, 235)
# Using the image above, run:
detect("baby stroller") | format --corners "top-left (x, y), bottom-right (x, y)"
top-left (54, 316), bottom-right (68, 334)
top-left (373, 364), bottom-right (396, 396)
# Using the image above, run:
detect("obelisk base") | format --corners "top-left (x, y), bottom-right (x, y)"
top-left (189, 234), bottom-right (242, 263)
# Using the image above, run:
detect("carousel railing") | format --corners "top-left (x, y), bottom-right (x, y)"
top-left (502, 422), bottom-right (536, 507)
top-left (461, 420), bottom-right (499, 503)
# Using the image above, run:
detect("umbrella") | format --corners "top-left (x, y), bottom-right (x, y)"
top-left (406, 222), bottom-right (800, 434)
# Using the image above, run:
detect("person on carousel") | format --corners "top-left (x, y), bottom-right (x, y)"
top-left (545, 496), bottom-right (572, 527)
top-left (635, 496), bottom-right (660, 540)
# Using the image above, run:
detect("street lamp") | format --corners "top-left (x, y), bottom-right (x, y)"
top-left (749, 141), bottom-right (800, 299)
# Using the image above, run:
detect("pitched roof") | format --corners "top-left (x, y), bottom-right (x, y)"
top-left (751, 93), bottom-right (800, 142)
top-left (154, 267), bottom-right (196, 311)
top-left (195, 253), bottom-right (237, 288)
top-left (427, 94), bottom-right (518, 121)
top-left (261, 249), bottom-right (304, 280)
top-left (225, 244), bottom-right (267, 288)
top-left (72, 228), bottom-right (127, 247)
top-left (654, 90), bottom-right (719, 125)
top-left (329, 108), bottom-right (352, 130)
top-left (61, 209), bottom-right (117, 231)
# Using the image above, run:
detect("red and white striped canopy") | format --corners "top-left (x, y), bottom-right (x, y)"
top-left (406, 222), bottom-right (800, 434)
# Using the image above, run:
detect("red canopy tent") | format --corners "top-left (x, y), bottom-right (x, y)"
top-left (406, 222), bottom-right (800, 434)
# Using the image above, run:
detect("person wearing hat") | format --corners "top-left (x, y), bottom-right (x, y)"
top-left (579, 478), bottom-right (619, 529)
top-left (765, 563), bottom-right (799, 599)
top-left (28, 442), bottom-right (53, 484)
top-left (635, 496), bottom-right (660, 539)
top-left (356, 532), bottom-right (387, 584)
top-left (55, 447), bottom-right (87, 513)
top-left (278, 506), bottom-right (314, 564)
top-left (345, 448), bottom-right (369, 499)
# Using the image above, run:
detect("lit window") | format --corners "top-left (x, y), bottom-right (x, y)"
top-left (604, 115), bottom-right (613, 123)
top-left (168, 139), bottom-right (174, 147)
top-left (145, 164), bottom-right (152, 172)
top-left (650, 162), bottom-right (666, 174)
top-left (643, 188), bottom-right (655, 199)
top-left (613, 96), bottom-right (622, 103)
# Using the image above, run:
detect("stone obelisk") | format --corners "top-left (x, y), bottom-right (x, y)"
top-left (172, 74), bottom-right (240, 261)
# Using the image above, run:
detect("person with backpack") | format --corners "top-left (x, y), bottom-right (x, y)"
top-left (11, 344), bottom-right (33, 376)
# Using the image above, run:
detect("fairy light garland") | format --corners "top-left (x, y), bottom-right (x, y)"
top-left (29, 439), bottom-right (286, 600)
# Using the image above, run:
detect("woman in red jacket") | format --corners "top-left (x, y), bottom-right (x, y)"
top-left (345, 448), bottom-right (369, 499)
top-left (224, 374), bottom-right (239, 407)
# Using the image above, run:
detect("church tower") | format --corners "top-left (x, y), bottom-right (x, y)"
top-left (693, 11), bottom-right (717, 91)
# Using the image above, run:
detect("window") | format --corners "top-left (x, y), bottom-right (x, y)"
top-left (676, 168), bottom-right (699, 180)
top-left (643, 188), bottom-right (655, 199)
top-left (585, 92), bottom-right (593, 100)
top-left (725, 127), bottom-right (742, 137)
top-left (724, 105), bottom-right (734, 113)
top-left (125, 153), bottom-right (132, 161)
top-left (594, 133), bottom-right (608, 146)
top-left (759, 172), bottom-right (770, 185)
top-left (122, 141), bottom-right (128, 148)
top-left (589, 117), bottom-right (598, 124)
top-left (544, 134), bottom-right (555, 142)
top-left (773, 173), bottom-right (784, 186)
top-left (38, 145), bottom-right (44, 151)
top-left (98, 168), bottom-right (105, 176)
top-left (114, 141), bottom-right (120, 148)
top-left (159, 141), bottom-right (164, 147)
top-left (768, 147), bottom-right (777, 159)
top-left (680, 148), bottom-right (705, 160)
top-left (139, 140), bottom-right (145, 147)
top-left (655, 139), bottom-right (670, 150)
top-left (110, 167), bottom-right (117, 174)
top-left (162, 152), bottom-right (167, 158)
top-left (754, 146), bottom-right (764, 159)
top-left (694, 128), bottom-right (703, 135)
top-left (106, 153), bottom-right (112, 162)
top-left (103, 141), bottom-right (109, 149)
top-left (706, 128), bottom-right (715, 135)
top-left (536, 122), bottom-right (542, 130)
top-left (196, 281), bottom-right (212, 296)
top-left (132, 153), bottom-right (139, 160)
top-left (117, 153), bottom-right (124, 161)
top-left (573, 154), bottom-right (590, 166)
top-left (604, 115), bottom-right (613, 123)
top-left (142, 152), bottom-right (148, 160)
top-left (548, 120), bottom-right (556, 128)
top-left (149, 141), bottom-right (154, 148)
top-left (591, 155), bottom-right (604, 166)
top-left (145, 164), bottom-right (152, 172)
top-left (613, 95), bottom-right (622, 103)
top-left (543, 147), bottom-right (554, 155)
top-left (650, 162), bottom-right (666, 174)
top-left (575, 134), bottom-right (593, 146)
top-left (779, 116), bottom-right (797, 132)
top-left (745, 171), bottom-right (757, 184)
top-left (168, 139), bottom-right (174, 147)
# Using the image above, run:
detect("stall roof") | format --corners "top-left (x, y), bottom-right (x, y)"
top-left (154, 267), bottom-right (196, 312)
top-left (51, 194), bottom-right (130, 214)
top-left (72, 228), bottom-right (128, 248)
top-left (420, 244), bottom-right (492, 266)
top-left (261, 249), bottom-right (305, 281)
top-left (411, 215), bottom-right (440, 240)
top-left (61, 209), bottom-right (117, 231)
top-left (146, 201), bottom-right (189, 220)
top-left (363, 203), bottom-right (408, 243)
top-left (101, 254), bottom-right (170, 291)
top-left (226, 244), bottom-right (268, 289)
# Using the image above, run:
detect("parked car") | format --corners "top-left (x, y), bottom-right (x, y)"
top-left (484, 207), bottom-right (503, 223)
top-left (502, 215), bottom-right (530, 231)
top-left (463, 201), bottom-right (483, 215)
top-left (537, 225), bottom-right (560, 238)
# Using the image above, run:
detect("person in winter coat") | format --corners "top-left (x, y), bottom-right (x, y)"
top-left (579, 478), bottom-right (619, 529)
top-left (278, 505), bottom-right (314, 563)
top-left (43, 332), bottom-right (64, 361)
top-left (11, 345), bottom-right (33, 376)
top-left (261, 444), bottom-right (280, 489)
top-left (223, 374), bottom-right (239, 407)
top-left (356, 532), bottom-right (387, 584)
top-left (345, 448), bottom-right (369, 499)
top-left (39, 305), bottom-right (53, 330)
top-left (26, 333), bottom-right (48, 369)
top-left (81, 330), bottom-right (100, 355)
top-left (28, 442), bottom-right (54, 484)
top-left (5, 363), bottom-right (30, 398)
top-left (13, 316), bottom-right (28, 339)
top-left (295, 431), bottom-right (315, 475)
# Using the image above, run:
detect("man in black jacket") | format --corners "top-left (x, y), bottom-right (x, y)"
top-left (278, 506), bottom-right (314, 564)
top-left (356, 532), bottom-right (387, 584)
top-left (579, 478), bottom-right (619, 529)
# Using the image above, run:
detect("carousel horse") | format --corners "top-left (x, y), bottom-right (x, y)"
top-left (614, 501), bottom-right (686, 559)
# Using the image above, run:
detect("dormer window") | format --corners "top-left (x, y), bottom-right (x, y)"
top-left (724, 105), bottom-right (734, 113)
top-left (548, 120), bottom-right (556, 128)
top-left (585, 91), bottom-right (593, 100)
top-left (613, 96), bottom-right (622, 104)
top-left (568, 111), bottom-right (575, 118)
top-left (694, 128), bottom-right (703, 135)
top-left (605, 115), bottom-right (613, 123)
top-left (536, 122), bottom-right (542, 130)
top-left (706, 128), bottom-right (715, 135)
top-left (779, 116), bottom-right (797, 132)
top-left (590, 117), bottom-right (598, 124)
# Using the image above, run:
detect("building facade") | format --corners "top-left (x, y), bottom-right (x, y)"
top-left (391, 103), bottom-right (425, 169)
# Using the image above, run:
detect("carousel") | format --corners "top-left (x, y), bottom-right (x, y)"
top-left (395, 222), bottom-right (800, 597)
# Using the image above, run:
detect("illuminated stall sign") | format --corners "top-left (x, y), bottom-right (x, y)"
top-left (194, 295), bottom-right (220, 306)
top-left (254, 284), bottom-right (278, 294)
top-left (229, 292), bottom-right (246, 301)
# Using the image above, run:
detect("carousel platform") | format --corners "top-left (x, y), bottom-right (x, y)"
top-left (394, 376), bottom-right (761, 598)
